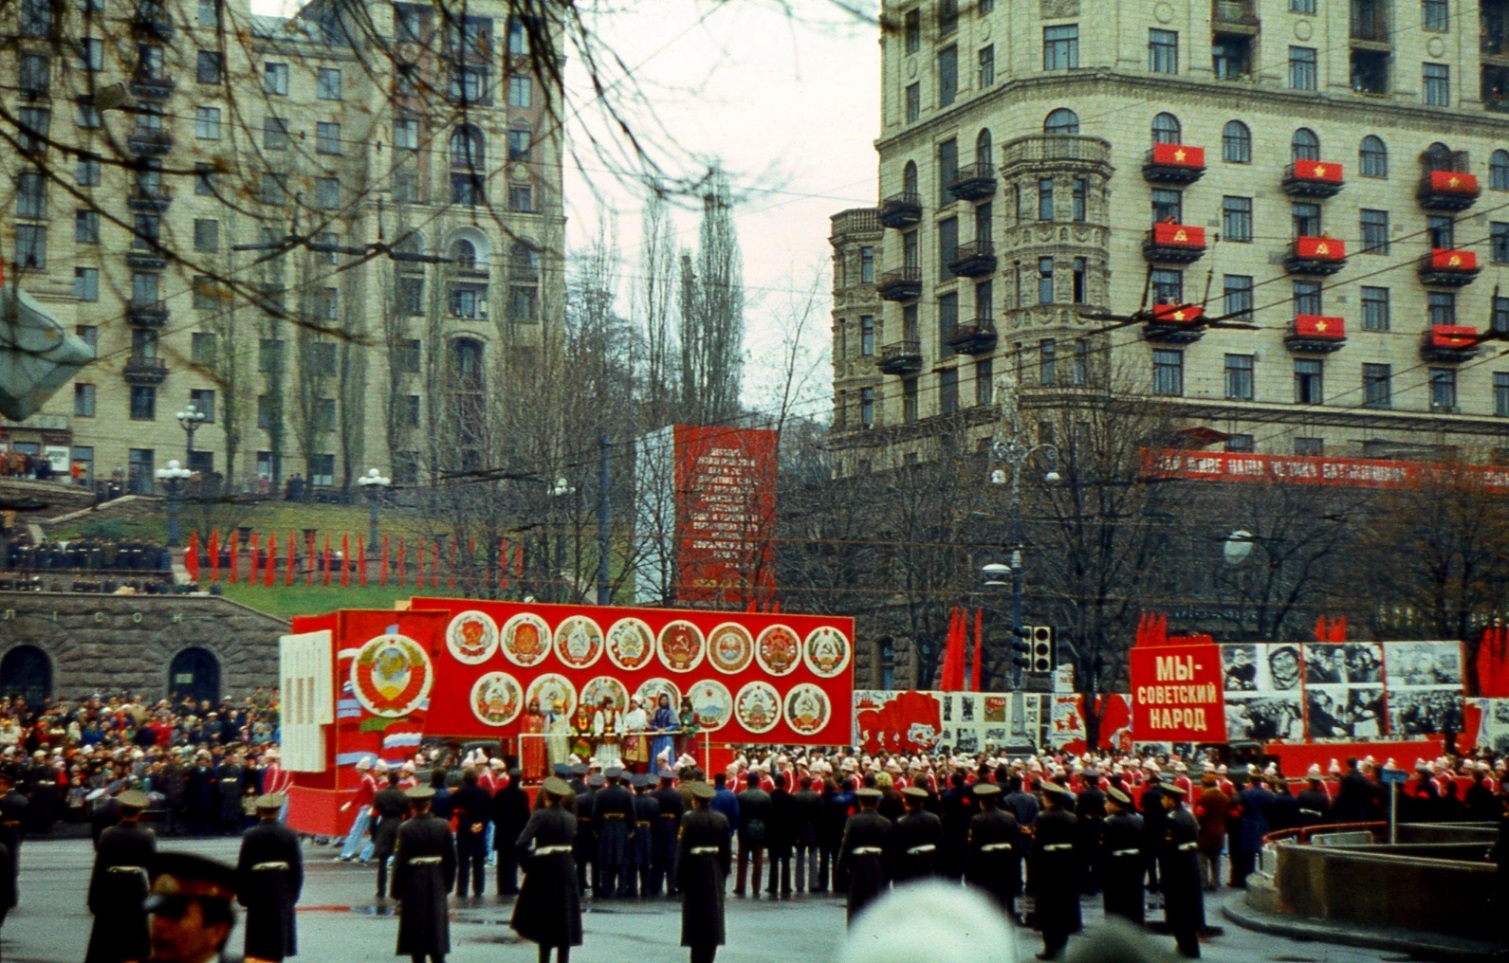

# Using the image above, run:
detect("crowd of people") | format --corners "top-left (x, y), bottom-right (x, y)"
top-left (0, 533), bottom-right (183, 593)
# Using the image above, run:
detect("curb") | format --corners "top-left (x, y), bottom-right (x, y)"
top-left (1220, 890), bottom-right (1509, 960)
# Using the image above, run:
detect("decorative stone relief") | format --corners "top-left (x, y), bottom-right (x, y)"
top-left (1041, 0), bottom-right (1081, 18)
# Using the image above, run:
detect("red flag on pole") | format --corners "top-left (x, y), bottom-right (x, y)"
top-left (513, 544), bottom-right (523, 578)
top-left (248, 532), bottom-right (260, 584)
top-left (263, 534), bottom-right (276, 586)
top-left (431, 541), bottom-right (439, 588)
top-left (322, 534), bottom-right (332, 587)
top-left (206, 528), bottom-right (219, 583)
top-left (939, 608), bottom-right (965, 691)
top-left (396, 536), bottom-right (406, 588)
top-left (381, 535), bottom-right (390, 588)
top-left (447, 539), bottom-right (457, 591)
top-left (184, 530), bottom-right (200, 583)
top-left (285, 531), bottom-right (295, 586)
top-left (971, 607), bottom-right (983, 692)
top-left (227, 532), bottom-right (238, 584)
top-left (416, 541), bottom-right (426, 589)
top-left (340, 533), bottom-right (350, 587)
top-left (499, 537), bottom-right (509, 590)
top-left (358, 534), bottom-right (367, 586)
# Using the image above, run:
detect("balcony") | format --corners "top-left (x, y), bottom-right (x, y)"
top-left (1001, 134), bottom-right (1114, 171)
top-left (945, 319), bottom-right (997, 354)
top-left (1142, 143), bottom-right (1206, 185)
top-left (1143, 223), bottom-right (1207, 264)
top-left (947, 164), bottom-right (996, 202)
top-left (946, 241), bottom-right (996, 278)
top-left (127, 128), bottom-right (174, 156)
top-left (126, 248), bottom-right (168, 270)
top-left (877, 340), bottom-right (923, 375)
top-left (122, 356), bottom-right (168, 385)
top-left (1282, 160), bottom-right (1345, 198)
top-left (130, 74), bottom-right (175, 100)
top-left (1421, 325), bottom-right (1481, 362)
top-left (132, 11), bottom-right (176, 41)
top-left (1419, 249), bottom-right (1481, 287)
top-left (1350, 12), bottom-right (1391, 49)
top-left (508, 260), bottom-right (537, 282)
top-left (1285, 237), bottom-right (1347, 276)
top-left (1285, 315), bottom-right (1347, 353)
top-left (1143, 303), bottom-right (1206, 344)
top-left (876, 266), bottom-right (922, 302)
top-left (1418, 171), bottom-right (1480, 211)
top-left (127, 188), bottom-right (172, 212)
top-left (126, 300), bottom-right (169, 327)
top-left (1212, 0), bottom-right (1259, 33)
top-left (878, 192), bottom-right (922, 229)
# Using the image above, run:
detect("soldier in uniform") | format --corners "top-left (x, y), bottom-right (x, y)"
top-left (651, 768), bottom-right (685, 896)
top-left (677, 781), bottom-right (731, 963)
top-left (574, 770), bottom-right (597, 896)
top-left (630, 774), bottom-right (659, 897)
top-left (86, 789), bottom-right (155, 963)
top-left (1075, 769), bottom-right (1107, 896)
top-left (593, 767), bottom-right (635, 898)
top-left (891, 786), bottom-right (944, 883)
top-left (964, 782), bottom-right (1020, 918)
top-left (0, 770), bottom-right (27, 913)
top-left (511, 777), bottom-right (582, 963)
top-left (492, 767), bottom-right (532, 898)
top-left (1030, 781), bottom-right (1081, 961)
top-left (236, 794), bottom-right (303, 963)
top-left (371, 769), bottom-right (411, 900)
top-left (141, 852), bottom-right (242, 963)
top-left (1158, 783), bottom-right (1204, 958)
top-left (392, 785), bottom-right (457, 963)
top-left (837, 787), bottom-right (892, 926)
top-left (1099, 787), bottom-right (1146, 925)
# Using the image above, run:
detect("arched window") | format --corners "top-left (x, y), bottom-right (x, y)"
top-left (1423, 142), bottom-right (1453, 172)
top-left (454, 338), bottom-right (485, 388)
top-left (449, 125), bottom-right (484, 168)
top-left (975, 128), bottom-right (992, 169)
top-left (1044, 108), bottom-right (1079, 135)
top-left (1151, 112), bottom-right (1181, 145)
top-left (902, 160), bottom-right (919, 196)
top-left (168, 647), bottom-right (220, 705)
top-left (449, 239), bottom-right (477, 270)
top-left (1359, 135), bottom-right (1388, 178)
top-left (394, 231), bottom-right (424, 256)
top-left (1492, 150), bottom-right (1509, 190)
top-left (1291, 128), bottom-right (1320, 162)
top-left (1222, 121), bottom-right (1251, 164)
top-left (0, 645), bottom-right (50, 705)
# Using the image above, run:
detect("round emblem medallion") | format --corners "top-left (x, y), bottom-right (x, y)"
top-left (605, 617), bottom-right (656, 671)
top-left (734, 681), bottom-right (781, 735)
top-left (554, 615), bottom-right (604, 670)
top-left (351, 633), bottom-right (433, 718)
top-left (657, 620), bottom-right (706, 673)
top-left (803, 626), bottom-right (851, 678)
top-left (685, 679), bottom-right (733, 732)
top-left (445, 610), bottom-right (499, 665)
top-left (525, 673), bottom-right (577, 720)
top-left (635, 677), bottom-right (682, 714)
top-left (784, 683), bottom-right (831, 737)
top-left (580, 675), bottom-right (630, 713)
top-left (500, 612), bottom-right (552, 667)
top-left (707, 622), bottom-right (755, 674)
top-left (470, 671), bottom-right (524, 727)
top-left (755, 624), bottom-right (802, 676)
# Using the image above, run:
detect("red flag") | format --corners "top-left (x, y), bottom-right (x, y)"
top-left (939, 608), bottom-right (966, 691)
top-left (513, 544), bottom-right (523, 578)
top-left (358, 534), bottom-right (367, 586)
top-left (970, 608), bottom-right (983, 692)
top-left (381, 535), bottom-right (390, 588)
top-left (416, 541), bottom-right (426, 589)
top-left (263, 534), bottom-right (276, 586)
top-left (206, 528), bottom-right (220, 583)
top-left (431, 541), bottom-right (439, 587)
top-left (1329, 616), bottom-right (1347, 642)
top-left (341, 533), bottom-right (350, 587)
top-left (248, 532), bottom-right (260, 584)
top-left (285, 531), bottom-right (295, 586)
top-left (322, 534), bottom-right (332, 587)
top-left (1315, 615), bottom-right (1327, 642)
top-left (499, 537), bottom-right (509, 590)
top-left (184, 530), bottom-right (200, 583)
top-left (227, 532), bottom-right (238, 584)
top-left (397, 536), bottom-right (406, 588)
top-left (305, 531), bottom-right (316, 586)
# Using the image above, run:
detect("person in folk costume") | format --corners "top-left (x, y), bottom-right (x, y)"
top-left (677, 781), bottom-right (731, 963)
top-left (650, 694), bottom-right (678, 772)
top-left (837, 787), bottom-right (892, 926)
top-left (569, 705), bottom-right (595, 763)
top-left (677, 697), bottom-right (701, 759)
top-left (371, 768), bottom-right (411, 900)
top-left (1099, 786), bottom-right (1146, 925)
top-left (392, 785), bottom-right (457, 963)
top-left (890, 785), bottom-right (945, 884)
top-left (964, 782), bottom-right (1021, 919)
top-left (1158, 783), bottom-right (1205, 959)
top-left (236, 793), bottom-right (303, 963)
top-left (621, 696), bottom-right (650, 774)
top-left (86, 789), bottom-right (155, 963)
top-left (511, 777), bottom-right (582, 963)
top-left (1030, 781), bottom-right (1082, 961)
top-left (520, 699), bottom-right (549, 783)
top-left (492, 767), bottom-right (533, 897)
top-left (592, 696), bottom-right (624, 770)
top-left (141, 853), bottom-right (242, 963)
top-left (545, 700), bottom-right (572, 769)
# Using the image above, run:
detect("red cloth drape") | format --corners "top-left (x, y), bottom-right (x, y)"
top-left (397, 537), bottom-right (406, 588)
top-left (248, 532), bottom-right (260, 583)
top-left (263, 534), bottom-right (276, 586)
top-left (938, 607), bottom-right (966, 691)
top-left (970, 607), bottom-right (983, 692)
top-left (227, 533), bottom-right (238, 584)
top-left (322, 534), bottom-right (332, 587)
top-left (358, 535), bottom-right (367, 586)
top-left (416, 542), bottom-right (426, 589)
top-left (380, 535), bottom-right (390, 588)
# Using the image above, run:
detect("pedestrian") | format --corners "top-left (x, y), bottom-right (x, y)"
top-left (766, 772), bottom-right (795, 897)
top-left (392, 785), bottom-right (457, 963)
top-left (86, 789), bottom-right (155, 963)
top-left (338, 756), bottom-right (378, 862)
top-left (1232, 768), bottom-right (1271, 888)
top-left (734, 769), bottom-right (770, 896)
top-left (891, 785), bottom-right (944, 883)
top-left (492, 767), bottom-right (532, 897)
top-left (1158, 784), bottom-right (1204, 958)
top-left (1099, 786), bottom-right (1145, 925)
top-left (1193, 769), bottom-right (1229, 893)
top-left (1295, 766), bottom-right (1331, 829)
top-left (236, 793), bottom-right (303, 963)
top-left (651, 768), bottom-right (685, 896)
top-left (141, 852), bottom-right (241, 963)
top-left (1030, 781), bottom-right (1081, 961)
top-left (574, 770), bottom-right (598, 895)
top-left (511, 777), bottom-right (582, 963)
top-left (371, 770), bottom-right (410, 900)
top-left (837, 787), bottom-right (892, 926)
top-left (963, 782), bottom-right (1020, 918)
top-left (450, 767), bottom-right (492, 899)
top-left (790, 773), bottom-right (821, 893)
top-left (677, 781), bottom-right (731, 963)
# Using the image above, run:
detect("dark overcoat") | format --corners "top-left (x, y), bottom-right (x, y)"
top-left (237, 819), bottom-right (304, 962)
top-left (392, 812), bottom-right (457, 958)
top-left (676, 807), bottom-right (731, 948)
top-left (85, 821), bottom-right (155, 963)
top-left (511, 808), bottom-right (582, 948)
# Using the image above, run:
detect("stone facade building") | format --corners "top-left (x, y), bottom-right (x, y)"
top-left (831, 0), bottom-right (1509, 472)
top-left (0, 0), bottom-right (564, 494)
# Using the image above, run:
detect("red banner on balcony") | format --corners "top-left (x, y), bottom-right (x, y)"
top-left (1291, 159), bottom-right (1344, 182)
top-left (1151, 222), bottom-right (1205, 247)
top-left (1430, 324), bottom-right (1479, 348)
top-left (1293, 314), bottom-right (1345, 339)
top-left (1428, 170), bottom-right (1479, 194)
top-left (1429, 248), bottom-right (1479, 271)
top-left (1150, 142), bottom-right (1205, 168)
top-left (1151, 303), bottom-right (1204, 323)
top-left (1295, 236), bottom-right (1345, 260)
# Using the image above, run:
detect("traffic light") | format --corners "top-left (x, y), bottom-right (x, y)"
top-left (1011, 627), bottom-right (1032, 670)
top-left (1027, 625), bottom-right (1054, 674)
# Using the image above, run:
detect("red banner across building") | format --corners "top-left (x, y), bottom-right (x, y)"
top-left (1142, 448), bottom-right (1509, 492)
top-left (1130, 643), bottom-right (1228, 743)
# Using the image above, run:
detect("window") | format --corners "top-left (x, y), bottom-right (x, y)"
top-left (1151, 112), bottom-right (1181, 145)
top-left (198, 0), bottom-right (219, 26)
top-left (450, 287), bottom-right (480, 319)
top-left (74, 267), bottom-right (98, 301)
top-left (310, 342), bottom-right (337, 375)
top-left (938, 292), bottom-right (959, 356)
top-left (508, 185), bottom-right (532, 212)
top-left (1428, 290), bottom-right (1456, 326)
top-left (15, 171), bottom-right (45, 220)
top-left (978, 45), bottom-right (995, 87)
top-left (75, 97), bottom-right (101, 129)
top-left (192, 275), bottom-right (217, 309)
top-left (396, 276), bottom-right (424, 315)
top-left (905, 83), bottom-right (921, 123)
top-left (309, 455), bottom-right (335, 487)
top-left (263, 116), bottom-right (290, 151)
top-left (860, 388), bottom-right (875, 428)
top-left (1066, 179), bottom-right (1085, 223)
top-left (938, 45), bottom-right (958, 106)
top-left (860, 316), bottom-right (875, 356)
top-left (191, 333), bottom-right (217, 365)
top-left (1039, 338), bottom-right (1057, 386)
top-left (394, 117), bottom-right (419, 150)
top-left (193, 219), bottom-right (219, 252)
top-left (508, 75), bottom-right (533, 107)
top-left (937, 138), bottom-right (958, 206)
top-left (1222, 121), bottom-right (1251, 163)
top-left (940, 368), bottom-right (959, 415)
top-left (1289, 47), bottom-right (1317, 90)
top-left (257, 339), bottom-right (283, 373)
top-left (1363, 364), bottom-right (1392, 408)
top-left (318, 68), bottom-right (342, 100)
top-left (129, 386), bottom-right (156, 420)
top-left (1290, 0), bottom-right (1316, 11)
top-left (74, 384), bottom-right (96, 418)
top-left (1360, 286), bottom-right (1390, 330)
top-left (1292, 279), bottom-right (1322, 315)
top-left (1151, 268), bottom-right (1183, 304)
top-left (449, 65), bottom-right (489, 104)
top-left (1150, 188), bottom-right (1181, 223)
top-left (316, 122), bottom-right (341, 155)
top-left (1044, 25), bottom-right (1079, 70)
top-left (1222, 196), bottom-right (1253, 242)
top-left (902, 378), bottom-right (919, 422)
top-left (1497, 373), bottom-right (1509, 417)
top-left (861, 246), bottom-right (875, 283)
top-left (1291, 128), bottom-right (1320, 162)
top-left (1044, 107), bottom-right (1079, 135)
top-left (190, 389), bottom-right (216, 423)
top-left (80, 38), bottom-right (103, 71)
top-left (976, 277), bottom-right (994, 316)
top-left (264, 62), bottom-right (289, 95)
top-left (395, 339), bottom-right (422, 374)
top-left (1493, 152), bottom-right (1509, 193)
top-left (15, 225), bottom-right (45, 269)
top-left (76, 325), bottom-right (97, 351)
top-left (508, 128), bottom-right (531, 162)
top-left (195, 163), bottom-right (216, 196)
top-left (1149, 29), bottom-right (1178, 74)
top-left (18, 107), bottom-right (48, 152)
top-left (1428, 214), bottom-right (1454, 249)
top-left (1496, 295), bottom-right (1509, 334)
top-left (133, 272), bottom-right (159, 305)
top-left (195, 107), bottom-right (221, 140)
top-left (1037, 257), bottom-right (1055, 304)
top-left (1225, 354), bottom-right (1255, 400)
top-left (1292, 201), bottom-right (1321, 237)
top-left (1226, 434), bottom-right (1255, 453)
top-left (1294, 359), bottom-right (1324, 404)
top-left (21, 0), bottom-right (51, 36)
top-left (1422, 0), bottom-right (1449, 31)
top-left (937, 0), bottom-right (958, 36)
top-left (197, 51), bottom-right (222, 84)
top-left (1494, 223), bottom-right (1509, 263)
top-left (402, 395), bottom-right (421, 427)
top-left (1037, 178), bottom-right (1054, 220)
top-left (20, 54), bottom-right (49, 95)
top-left (1293, 437), bottom-right (1323, 456)
top-left (1152, 349), bottom-right (1183, 396)
top-left (1223, 274), bottom-right (1253, 320)
top-left (1361, 136), bottom-right (1388, 178)
top-left (1423, 63), bottom-right (1450, 106)
top-left (976, 358), bottom-right (994, 405)
top-left (1429, 368), bottom-right (1457, 411)
top-left (316, 177), bottom-right (340, 209)
top-left (312, 398), bottom-right (336, 431)
top-left (1360, 209), bottom-right (1390, 254)
top-left (261, 173), bottom-right (288, 205)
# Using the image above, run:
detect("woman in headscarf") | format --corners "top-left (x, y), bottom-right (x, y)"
top-left (651, 694), bottom-right (677, 772)
top-left (520, 699), bottom-right (547, 783)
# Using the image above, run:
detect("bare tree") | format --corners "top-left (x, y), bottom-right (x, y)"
top-left (677, 168), bottom-right (744, 425)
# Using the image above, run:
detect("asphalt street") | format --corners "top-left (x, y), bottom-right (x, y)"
top-left (0, 837), bottom-right (1410, 963)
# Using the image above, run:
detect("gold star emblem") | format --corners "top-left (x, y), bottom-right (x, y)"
top-left (1314, 164), bottom-right (1327, 177)
top-left (1448, 175), bottom-right (1461, 189)
top-left (1173, 148), bottom-right (1187, 162)
top-left (1315, 320), bottom-right (1328, 332)
top-left (1172, 309), bottom-right (1186, 321)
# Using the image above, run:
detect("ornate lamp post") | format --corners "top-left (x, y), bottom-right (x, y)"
top-left (175, 403), bottom-right (207, 462)
top-left (155, 459), bottom-right (191, 547)
top-left (356, 468), bottom-right (391, 560)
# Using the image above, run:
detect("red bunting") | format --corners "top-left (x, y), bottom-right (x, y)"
top-left (248, 532), bottom-right (260, 584)
top-left (381, 535), bottom-right (390, 588)
top-left (397, 537), bottom-right (406, 588)
top-left (263, 534), bottom-right (276, 586)
top-left (416, 541), bottom-right (426, 589)
top-left (322, 534), bottom-right (332, 587)
top-left (499, 537), bottom-right (509, 591)
top-left (227, 533), bottom-right (238, 584)
top-left (938, 607), bottom-right (966, 691)
top-left (358, 534), bottom-right (367, 586)
top-left (970, 607), bottom-right (983, 692)
top-left (447, 539), bottom-right (456, 592)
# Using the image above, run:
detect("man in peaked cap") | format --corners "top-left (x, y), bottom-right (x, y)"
top-left (964, 782), bottom-right (1021, 919)
top-left (1157, 783), bottom-right (1204, 958)
top-left (651, 768), bottom-right (686, 897)
top-left (236, 794), bottom-right (302, 963)
top-left (630, 773), bottom-right (660, 897)
top-left (142, 853), bottom-right (240, 963)
top-left (1031, 781), bottom-right (1081, 960)
top-left (594, 767), bottom-right (637, 898)
top-left (838, 788), bottom-right (892, 926)
top-left (891, 786), bottom-right (944, 883)
top-left (678, 782), bottom-right (731, 963)
top-left (393, 785), bottom-right (456, 963)
top-left (87, 789), bottom-right (155, 963)
top-left (1100, 786), bottom-right (1145, 925)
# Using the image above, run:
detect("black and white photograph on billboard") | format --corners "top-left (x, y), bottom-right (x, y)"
top-left (1305, 685), bottom-right (1385, 740)
top-left (1265, 645), bottom-right (1304, 691)
top-left (1221, 644), bottom-right (1259, 691)
top-left (1385, 641), bottom-right (1463, 687)
top-left (1224, 694), bottom-right (1303, 741)
top-left (1387, 689), bottom-right (1465, 736)
top-left (1343, 643), bottom-right (1385, 683)
top-left (1303, 645), bottom-right (1346, 685)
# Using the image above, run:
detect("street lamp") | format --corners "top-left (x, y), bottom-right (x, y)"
top-left (356, 468), bottom-right (391, 561)
top-left (175, 403), bottom-right (207, 462)
top-left (155, 459), bottom-right (191, 547)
